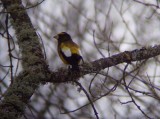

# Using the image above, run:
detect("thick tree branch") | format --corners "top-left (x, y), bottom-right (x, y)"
top-left (0, 0), bottom-right (49, 119)
top-left (49, 45), bottom-right (160, 83)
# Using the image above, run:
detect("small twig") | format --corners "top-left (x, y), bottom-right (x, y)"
top-left (0, 64), bottom-right (10, 67)
top-left (122, 64), bottom-right (153, 119)
top-left (5, 13), bottom-right (14, 84)
top-left (25, 0), bottom-right (45, 9)
top-left (127, 60), bottom-right (146, 86)
top-left (119, 100), bottom-right (133, 104)
top-left (37, 32), bottom-right (47, 60)
top-left (146, 74), bottom-right (160, 100)
top-left (26, 104), bottom-right (37, 119)
top-left (0, 69), bottom-right (10, 82)
top-left (14, 53), bottom-right (21, 76)
top-left (133, 0), bottom-right (160, 8)
top-left (60, 81), bottom-right (118, 114)
top-left (89, 72), bottom-right (99, 98)
top-left (93, 30), bottom-right (105, 58)
top-left (74, 81), bottom-right (99, 119)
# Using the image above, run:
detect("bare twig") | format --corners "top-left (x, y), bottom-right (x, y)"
top-left (5, 13), bottom-right (14, 84)
top-left (74, 81), bottom-right (99, 119)
top-left (89, 72), bottom-right (99, 98)
top-left (25, 0), bottom-right (45, 9)
top-left (37, 32), bottom-right (47, 60)
top-left (133, 0), bottom-right (160, 8)
top-left (122, 64), bottom-right (153, 119)
top-left (93, 30), bottom-right (105, 58)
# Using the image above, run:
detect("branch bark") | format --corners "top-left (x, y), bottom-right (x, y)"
top-left (0, 0), bottom-right (49, 118)
top-left (49, 45), bottom-right (160, 83)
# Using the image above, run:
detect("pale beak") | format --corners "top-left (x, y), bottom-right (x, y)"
top-left (53, 35), bottom-right (59, 40)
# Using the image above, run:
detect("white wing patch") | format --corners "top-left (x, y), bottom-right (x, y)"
top-left (61, 47), bottom-right (72, 57)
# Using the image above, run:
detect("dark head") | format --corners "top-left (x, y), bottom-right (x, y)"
top-left (54, 32), bottom-right (72, 43)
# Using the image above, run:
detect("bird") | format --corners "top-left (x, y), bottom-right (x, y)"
top-left (54, 32), bottom-right (83, 71)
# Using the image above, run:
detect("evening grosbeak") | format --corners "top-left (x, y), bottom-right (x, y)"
top-left (54, 32), bottom-right (83, 71)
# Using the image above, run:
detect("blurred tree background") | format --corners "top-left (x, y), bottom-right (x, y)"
top-left (1, 0), bottom-right (160, 119)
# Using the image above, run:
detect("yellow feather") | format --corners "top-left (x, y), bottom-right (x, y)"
top-left (58, 41), bottom-right (81, 65)
top-left (61, 41), bottom-right (80, 54)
